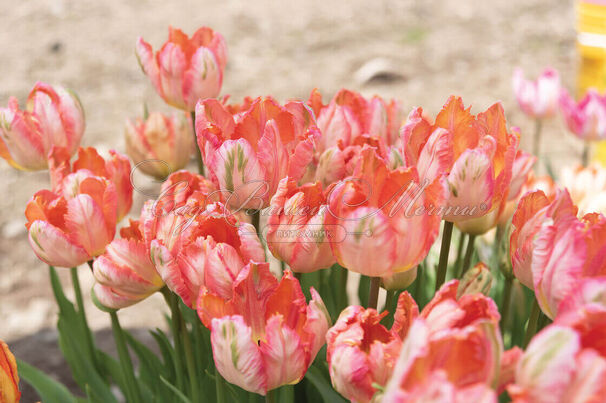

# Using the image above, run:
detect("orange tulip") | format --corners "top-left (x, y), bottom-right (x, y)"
top-left (0, 340), bottom-right (20, 403)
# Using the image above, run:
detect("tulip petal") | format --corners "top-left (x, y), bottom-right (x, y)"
top-left (28, 220), bottom-right (89, 267)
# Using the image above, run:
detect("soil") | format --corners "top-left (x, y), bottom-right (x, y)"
top-left (0, 0), bottom-right (582, 401)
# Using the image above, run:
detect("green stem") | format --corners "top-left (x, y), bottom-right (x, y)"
top-left (181, 317), bottom-right (200, 403)
top-left (338, 266), bottom-right (349, 311)
top-left (162, 288), bottom-right (185, 392)
top-left (533, 119), bottom-right (543, 158)
top-left (435, 221), bottom-right (454, 291)
top-left (461, 234), bottom-right (476, 276)
top-left (215, 368), bottom-right (226, 403)
top-left (251, 209), bottom-right (261, 234)
top-left (524, 299), bottom-right (541, 348)
top-left (70, 267), bottom-right (98, 371)
top-left (190, 111), bottom-right (205, 175)
top-left (367, 277), bottom-right (381, 310)
top-left (582, 142), bottom-right (590, 167)
top-left (265, 389), bottom-right (276, 403)
top-left (110, 311), bottom-right (142, 403)
top-left (500, 276), bottom-right (513, 338)
top-left (453, 231), bottom-right (467, 279)
top-left (384, 290), bottom-right (395, 312)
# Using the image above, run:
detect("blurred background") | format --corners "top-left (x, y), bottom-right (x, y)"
top-left (0, 0), bottom-right (581, 397)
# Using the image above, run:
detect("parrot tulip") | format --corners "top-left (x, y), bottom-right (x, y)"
top-left (0, 82), bottom-right (84, 171)
top-left (197, 262), bottom-right (331, 395)
top-left (0, 340), bottom-right (20, 403)
top-left (560, 88), bottom-right (606, 141)
top-left (512, 68), bottom-right (561, 119)
top-left (136, 26), bottom-right (227, 111)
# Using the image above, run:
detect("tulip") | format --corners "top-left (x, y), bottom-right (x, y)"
top-left (92, 219), bottom-right (164, 309)
top-left (197, 262), bottom-right (331, 395)
top-left (560, 164), bottom-right (606, 215)
top-left (512, 68), bottom-right (561, 119)
top-left (508, 304), bottom-right (606, 402)
top-left (381, 319), bottom-right (500, 403)
top-left (496, 150), bottom-right (537, 226)
top-left (25, 173), bottom-right (117, 268)
top-left (557, 276), bottom-right (606, 315)
top-left (136, 26), bottom-right (227, 111)
top-left (325, 147), bottom-right (446, 277)
top-left (326, 306), bottom-right (402, 403)
top-left (307, 88), bottom-right (402, 154)
top-left (326, 280), bottom-right (501, 402)
top-left (457, 262), bottom-right (493, 298)
top-left (147, 202), bottom-right (264, 308)
top-left (560, 88), bottom-right (606, 142)
top-left (49, 146), bottom-right (133, 221)
top-left (497, 347), bottom-right (523, 395)
top-left (125, 111), bottom-right (194, 179)
top-left (0, 82), bottom-right (84, 170)
top-left (510, 188), bottom-right (606, 318)
top-left (265, 177), bottom-right (336, 272)
top-left (401, 97), bottom-right (520, 235)
top-left (0, 340), bottom-right (20, 403)
top-left (195, 96), bottom-right (319, 209)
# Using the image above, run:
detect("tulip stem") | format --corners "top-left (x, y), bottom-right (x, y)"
top-left (70, 267), bottom-right (98, 372)
top-left (367, 277), bottom-right (381, 310)
top-left (435, 221), bottom-right (454, 291)
top-left (110, 311), bottom-right (142, 403)
top-left (384, 290), bottom-right (395, 312)
top-left (500, 275), bottom-right (513, 338)
top-left (453, 231), bottom-right (467, 278)
top-left (265, 389), bottom-right (276, 403)
top-left (461, 234), bottom-right (476, 276)
top-left (161, 288), bottom-right (185, 393)
top-left (533, 119), bottom-right (542, 158)
top-left (524, 299), bottom-right (541, 348)
top-left (582, 142), bottom-right (590, 167)
top-left (180, 316), bottom-right (200, 403)
top-left (190, 111), bottom-right (205, 175)
top-left (338, 265), bottom-right (349, 311)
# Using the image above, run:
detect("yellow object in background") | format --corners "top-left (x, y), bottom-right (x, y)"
top-left (577, 0), bottom-right (606, 163)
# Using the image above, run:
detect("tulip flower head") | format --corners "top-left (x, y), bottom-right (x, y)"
top-left (265, 177), bottom-right (336, 273)
top-left (195, 96), bottom-right (319, 209)
top-left (0, 340), bottom-right (20, 403)
top-left (147, 201), bottom-right (264, 308)
top-left (512, 67), bottom-right (561, 119)
top-left (560, 164), bottom-right (606, 215)
top-left (560, 88), bottom-right (606, 141)
top-left (401, 97), bottom-right (520, 235)
top-left (93, 219), bottom-right (164, 310)
top-left (325, 147), bottom-right (446, 277)
top-left (197, 262), bottom-right (331, 395)
top-left (125, 111), bottom-right (194, 179)
top-left (0, 82), bottom-right (84, 170)
top-left (136, 26), bottom-right (227, 111)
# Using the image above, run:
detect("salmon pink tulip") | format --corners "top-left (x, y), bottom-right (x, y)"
top-left (49, 146), bottom-right (133, 221)
top-left (0, 340), bottom-right (20, 403)
top-left (136, 26), bottom-right (227, 111)
top-left (325, 147), bottom-right (446, 277)
top-left (197, 262), bottom-right (331, 395)
top-left (0, 82), bottom-right (84, 171)
top-left (25, 174), bottom-right (117, 268)
top-left (92, 219), bottom-right (164, 309)
top-left (265, 177), bottom-right (336, 273)
top-left (512, 68), bottom-right (561, 119)
top-left (560, 88), bottom-right (606, 141)
top-left (401, 97), bottom-right (520, 235)
top-left (125, 111), bottom-right (194, 179)
top-left (508, 304), bottom-right (606, 402)
top-left (147, 202), bottom-right (264, 308)
top-left (195, 96), bottom-right (318, 209)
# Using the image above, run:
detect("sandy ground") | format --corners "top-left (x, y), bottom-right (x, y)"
top-left (0, 0), bottom-right (582, 382)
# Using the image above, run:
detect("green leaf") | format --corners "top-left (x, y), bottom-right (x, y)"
top-left (159, 376), bottom-right (191, 403)
top-left (304, 365), bottom-right (347, 403)
top-left (17, 359), bottom-right (77, 403)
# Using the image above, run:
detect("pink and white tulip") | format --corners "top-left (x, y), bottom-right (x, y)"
top-left (195, 96), bottom-right (319, 209)
top-left (560, 164), bottom-right (606, 215)
top-left (92, 219), bottom-right (164, 309)
top-left (0, 82), bottom-right (84, 170)
top-left (136, 26), bottom-right (227, 111)
top-left (197, 262), bottom-right (331, 395)
top-left (125, 111), bottom-right (194, 179)
top-left (560, 88), bottom-right (606, 141)
top-left (512, 68), bottom-right (561, 119)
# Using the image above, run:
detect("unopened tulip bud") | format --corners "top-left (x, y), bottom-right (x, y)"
top-left (381, 267), bottom-right (417, 291)
top-left (457, 262), bottom-right (493, 298)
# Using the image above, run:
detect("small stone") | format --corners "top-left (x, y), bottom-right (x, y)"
top-left (354, 57), bottom-right (406, 85)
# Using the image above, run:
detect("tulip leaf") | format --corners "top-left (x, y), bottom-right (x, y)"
top-left (159, 376), bottom-right (191, 403)
top-left (17, 359), bottom-right (77, 403)
top-left (304, 365), bottom-right (347, 403)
